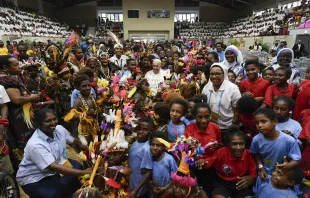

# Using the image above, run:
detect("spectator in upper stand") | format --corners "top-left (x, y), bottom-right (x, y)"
top-left (277, 40), bottom-right (287, 52)
top-left (292, 40), bottom-right (305, 59)
top-left (215, 42), bottom-right (224, 62)
top-left (0, 40), bottom-right (8, 56)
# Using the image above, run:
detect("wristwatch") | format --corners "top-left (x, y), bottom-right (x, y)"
top-left (258, 164), bottom-right (264, 169)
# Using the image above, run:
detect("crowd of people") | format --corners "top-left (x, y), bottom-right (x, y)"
top-left (0, 5), bottom-right (70, 37)
top-left (0, 34), bottom-right (309, 198)
top-left (175, 0), bottom-right (310, 40)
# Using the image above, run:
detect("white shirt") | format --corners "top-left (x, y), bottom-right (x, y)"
top-left (0, 85), bottom-right (10, 104)
top-left (109, 55), bottom-right (128, 68)
top-left (202, 80), bottom-right (241, 129)
top-left (145, 70), bottom-right (166, 96)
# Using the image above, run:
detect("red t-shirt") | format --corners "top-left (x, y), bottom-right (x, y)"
top-left (205, 147), bottom-right (257, 183)
top-left (240, 78), bottom-right (270, 98)
top-left (263, 83), bottom-right (295, 107)
top-left (293, 80), bottom-right (310, 121)
top-left (184, 122), bottom-right (222, 146)
top-left (239, 113), bottom-right (257, 138)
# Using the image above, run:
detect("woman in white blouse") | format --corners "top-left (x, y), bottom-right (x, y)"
top-left (202, 63), bottom-right (241, 133)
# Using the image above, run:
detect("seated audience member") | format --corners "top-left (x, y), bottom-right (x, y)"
top-left (16, 108), bottom-right (91, 198)
top-left (203, 127), bottom-right (257, 198)
top-left (262, 67), bottom-right (295, 108)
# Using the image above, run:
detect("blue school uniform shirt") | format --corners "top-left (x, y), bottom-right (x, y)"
top-left (70, 88), bottom-right (97, 107)
top-left (129, 140), bottom-right (153, 196)
top-left (276, 118), bottom-right (302, 145)
top-left (167, 120), bottom-right (186, 142)
top-left (151, 152), bottom-right (178, 198)
top-left (253, 175), bottom-right (297, 198)
top-left (250, 132), bottom-right (301, 175)
top-left (181, 117), bottom-right (196, 125)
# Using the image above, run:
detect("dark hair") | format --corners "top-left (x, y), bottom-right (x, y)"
top-left (225, 125), bottom-right (246, 145)
top-left (71, 45), bottom-right (82, 54)
top-left (35, 108), bottom-right (56, 127)
top-left (207, 52), bottom-right (219, 61)
top-left (273, 96), bottom-right (295, 110)
top-left (126, 58), bottom-right (136, 65)
top-left (262, 67), bottom-right (275, 75)
top-left (73, 74), bottom-right (90, 89)
top-left (237, 96), bottom-right (259, 114)
top-left (192, 102), bottom-right (211, 116)
top-left (203, 63), bottom-right (212, 79)
top-left (190, 66), bottom-right (199, 76)
top-left (244, 59), bottom-right (259, 69)
top-left (187, 97), bottom-right (194, 103)
top-left (275, 66), bottom-right (292, 79)
top-left (287, 166), bottom-right (304, 185)
top-left (0, 55), bottom-right (12, 70)
top-left (193, 94), bottom-right (208, 103)
top-left (139, 117), bottom-right (154, 128)
top-left (216, 42), bottom-right (222, 47)
top-left (78, 68), bottom-right (95, 79)
top-left (154, 102), bottom-right (170, 121)
top-left (149, 130), bottom-right (169, 142)
top-left (254, 108), bottom-right (277, 120)
top-left (170, 98), bottom-right (189, 115)
top-left (228, 70), bottom-right (237, 78)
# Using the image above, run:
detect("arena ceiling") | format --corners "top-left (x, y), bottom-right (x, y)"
top-left (43, 0), bottom-right (255, 8)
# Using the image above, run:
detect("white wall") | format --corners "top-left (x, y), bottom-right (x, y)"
top-left (122, 0), bottom-right (175, 39)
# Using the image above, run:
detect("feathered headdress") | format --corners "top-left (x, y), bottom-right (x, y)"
top-left (19, 58), bottom-right (45, 69)
top-left (107, 30), bottom-right (123, 49)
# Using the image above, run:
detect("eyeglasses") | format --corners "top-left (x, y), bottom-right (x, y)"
top-left (210, 72), bottom-right (223, 77)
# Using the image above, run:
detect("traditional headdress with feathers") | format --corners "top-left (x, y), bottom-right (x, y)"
top-left (107, 30), bottom-right (123, 49)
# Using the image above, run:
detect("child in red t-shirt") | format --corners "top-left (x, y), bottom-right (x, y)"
top-left (240, 60), bottom-right (270, 105)
top-left (236, 96), bottom-right (259, 147)
top-left (262, 67), bottom-right (295, 108)
top-left (203, 127), bottom-right (257, 198)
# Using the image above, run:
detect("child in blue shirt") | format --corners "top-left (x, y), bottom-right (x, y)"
top-left (250, 108), bottom-right (301, 179)
top-left (149, 131), bottom-right (178, 198)
top-left (129, 117), bottom-right (154, 198)
top-left (168, 98), bottom-right (188, 142)
top-left (253, 164), bottom-right (304, 198)
top-left (273, 96), bottom-right (302, 144)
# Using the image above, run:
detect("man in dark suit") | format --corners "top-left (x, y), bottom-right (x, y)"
top-left (293, 40), bottom-right (305, 59)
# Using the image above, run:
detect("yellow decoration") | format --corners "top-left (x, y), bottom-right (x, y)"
top-left (22, 102), bottom-right (34, 129)
top-left (157, 138), bottom-right (171, 148)
top-left (128, 87), bottom-right (137, 99)
top-left (114, 109), bottom-right (122, 132)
